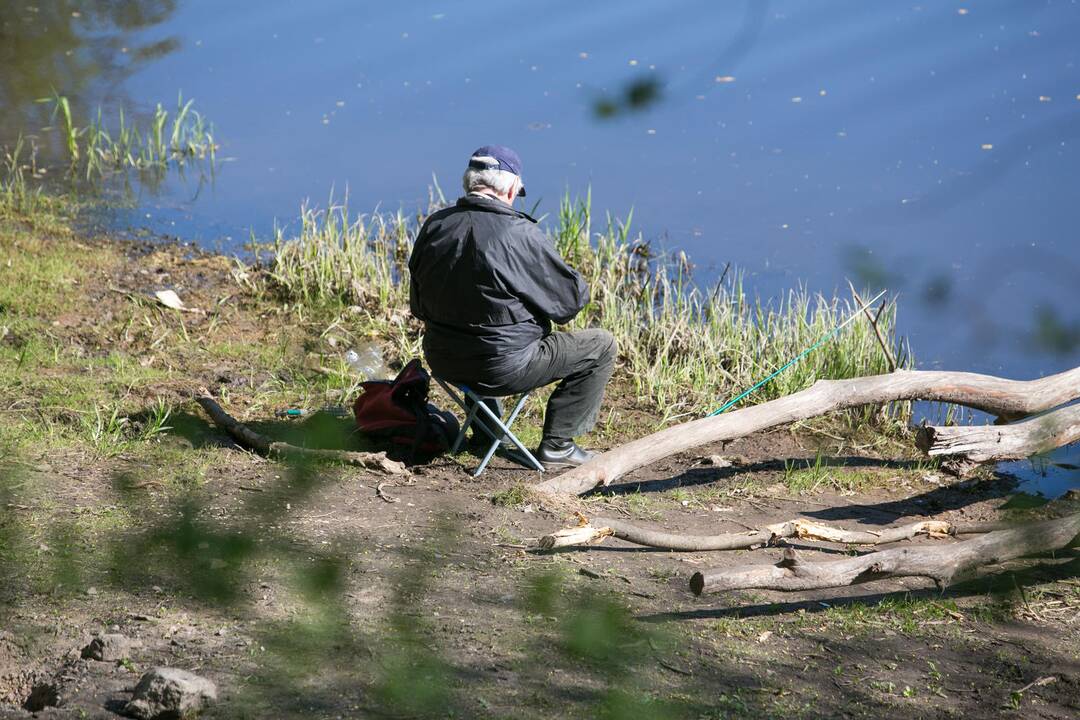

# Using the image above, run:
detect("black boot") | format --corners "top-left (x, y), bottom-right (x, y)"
top-left (534, 437), bottom-right (596, 470)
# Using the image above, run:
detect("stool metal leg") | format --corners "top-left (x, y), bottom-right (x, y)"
top-left (495, 394), bottom-right (546, 472)
top-left (434, 378), bottom-right (544, 476)
top-left (451, 402), bottom-right (480, 454)
top-left (434, 379), bottom-right (472, 454)
top-left (469, 392), bottom-right (545, 476)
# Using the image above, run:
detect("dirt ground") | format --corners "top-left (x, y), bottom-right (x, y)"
top-left (1, 225), bottom-right (1078, 719)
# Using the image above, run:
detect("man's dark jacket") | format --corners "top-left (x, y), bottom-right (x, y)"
top-left (409, 194), bottom-right (588, 382)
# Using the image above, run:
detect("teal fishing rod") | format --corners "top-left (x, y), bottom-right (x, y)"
top-left (707, 289), bottom-right (888, 417)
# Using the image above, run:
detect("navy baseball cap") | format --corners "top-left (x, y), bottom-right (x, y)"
top-left (468, 145), bottom-right (526, 196)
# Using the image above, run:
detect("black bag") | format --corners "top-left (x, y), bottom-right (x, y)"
top-left (352, 359), bottom-right (459, 457)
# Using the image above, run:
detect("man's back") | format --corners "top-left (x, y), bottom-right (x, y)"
top-left (409, 193), bottom-right (587, 382)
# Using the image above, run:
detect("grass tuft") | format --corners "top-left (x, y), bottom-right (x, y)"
top-left (0, 135), bottom-right (68, 223)
top-left (491, 484), bottom-right (531, 507)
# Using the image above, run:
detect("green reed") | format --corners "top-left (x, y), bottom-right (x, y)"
top-left (0, 136), bottom-right (59, 219)
top-left (38, 90), bottom-right (80, 167)
top-left (1, 137), bottom-right (36, 213)
top-left (262, 191), bottom-right (909, 421)
top-left (37, 92), bottom-right (216, 179)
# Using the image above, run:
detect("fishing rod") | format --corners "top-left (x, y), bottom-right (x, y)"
top-left (707, 288), bottom-right (889, 417)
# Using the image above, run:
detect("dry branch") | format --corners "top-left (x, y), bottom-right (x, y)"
top-left (848, 282), bottom-right (897, 373)
top-left (539, 516), bottom-right (977, 552)
top-left (195, 391), bottom-right (407, 475)
top-left (535, 366), bottom-right (1080, 496)
top-left (917, 403), bottom-right (1080, 466)
top-left (689, 512), bottom-right (1080, 595)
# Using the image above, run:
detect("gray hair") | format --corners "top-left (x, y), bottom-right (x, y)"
top-left (462, 156), bottom-right (519, 196)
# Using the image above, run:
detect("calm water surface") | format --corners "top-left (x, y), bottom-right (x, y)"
top-left (3, 0), bottom-right (1078, 493)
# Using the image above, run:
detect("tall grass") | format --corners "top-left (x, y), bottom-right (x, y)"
top-left (0, 136), bottom-right (72, 226)
top-left (266, 200), bottom-right (413, 311)
top-left (37, 91), bottom-right (217, 180)
top-left (553, 194), bottom-right (907, 420)
top-left (260, 192), bottom-right (908, 421)
top-left (0, 136), bottom-right (45, 216)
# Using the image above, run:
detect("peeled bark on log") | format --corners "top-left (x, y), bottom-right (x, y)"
top-left (535, 366), bottom-right (1080, 496)
top-left (689, 512), bottom-right (1080, 595)
top-left (917, 403), bottom-right (1080, 465)
top-left (539, 517), bottom-right (972, 551)
top-left (195, 392), bottom-right (408, 475)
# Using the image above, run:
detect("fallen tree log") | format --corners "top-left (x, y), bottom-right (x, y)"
top-left (195, 391), bottom-right (408, 475)
top-left (689, 512), bottom-right (1080, 595)
top-left (538, 516), bottom-right (1001, 551)
top-left (917, 403), bottom-right (1080, 469)
top-left (535, 366), bottom-right (1080, 496)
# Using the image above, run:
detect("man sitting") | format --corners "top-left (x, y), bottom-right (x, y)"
top-left (408, 145), bottom-right (615, 469)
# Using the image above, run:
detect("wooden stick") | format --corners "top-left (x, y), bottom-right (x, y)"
top-left (689, 512), bottom-right (1080, 595)
top-left (539, 517), bottom-right (964, 551)
top-left (917, 403), bottom-right (1080, 464)
top-left (194, 391), bottom-right (407, 475)
top-left (376, 482), bottom-right (400, 503)
top-left (534, 366), bottom-right (1080, 496)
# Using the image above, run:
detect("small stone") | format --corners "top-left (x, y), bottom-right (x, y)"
top-left (701, 455), bottom-right (732, 468)
top-left (82, 633), bottom-right (139, 662)
top-left (86, 587), bottom-right (99, 596)
top-left (124, 667), bottom-right (217, 719)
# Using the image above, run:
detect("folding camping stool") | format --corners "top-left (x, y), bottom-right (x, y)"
top-left (433, 378), bottom-right (545, 477)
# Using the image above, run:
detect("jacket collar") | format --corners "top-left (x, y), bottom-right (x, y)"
top-left (456, 194), bottom-right (537, 223)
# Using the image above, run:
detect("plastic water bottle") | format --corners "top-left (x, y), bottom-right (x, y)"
top-left (344, 343), bottom-right (388, 380)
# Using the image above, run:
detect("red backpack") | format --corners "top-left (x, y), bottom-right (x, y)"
top-left (352, 359), bottom-right (460, 457)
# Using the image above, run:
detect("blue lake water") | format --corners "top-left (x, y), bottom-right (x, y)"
top-left (2, 0), bottom-right (1078, 494)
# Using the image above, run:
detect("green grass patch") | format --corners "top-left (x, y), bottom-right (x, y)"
top-left (0, 226), bottom-right (104, 318)
top-left (702, 594), bottom-right (1000, 647)
top-left (780, 451), bottom-right (941, 495)
top-left (0, 340), bottom-right (180, 457)
top-left (491, 484), bottom-right (532, 507)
